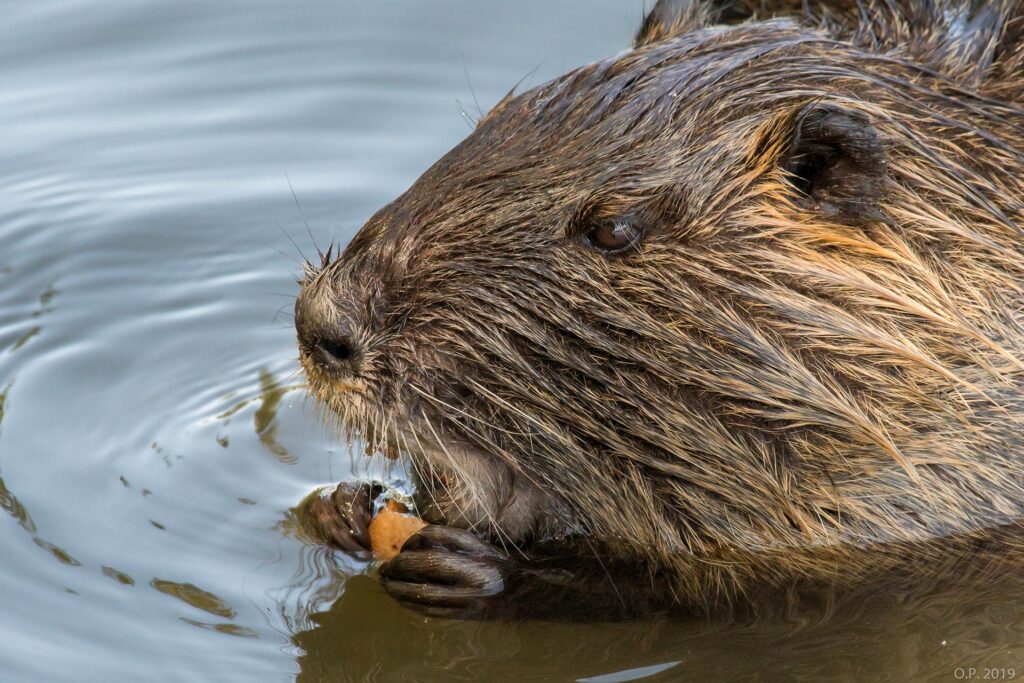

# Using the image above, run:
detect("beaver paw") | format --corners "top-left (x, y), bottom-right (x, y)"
top-left (304, 481), bottom-right (383, 554)
top-left (379, 525), bottom-right (513, 618)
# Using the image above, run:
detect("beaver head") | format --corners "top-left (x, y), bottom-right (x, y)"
top-left (296, 0), bottom-right (1024, 600)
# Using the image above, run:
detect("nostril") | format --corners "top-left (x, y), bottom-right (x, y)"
top-left (312, 318), bottom-right (358, 370)
top-left (316, 337), bottom-right (354, 367)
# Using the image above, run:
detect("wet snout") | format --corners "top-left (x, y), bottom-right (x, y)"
top-left (294, 279), bottom-right (363, 378)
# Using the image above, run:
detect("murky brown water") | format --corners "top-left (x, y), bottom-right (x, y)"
top-left (2, 1), bottom-right (1023, 681)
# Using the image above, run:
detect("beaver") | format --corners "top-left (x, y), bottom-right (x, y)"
top-left (294, 0), bottom-right (1024, 619)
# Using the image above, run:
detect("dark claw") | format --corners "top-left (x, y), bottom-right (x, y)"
top-left (379, 525), bottom-right (511, 613)
top-left (382, 549), bottom-right (506, 596)
top-left (301, 481), bottom-right (382, 553)
top-left (378, 526), bottom-right (667, 621)
top-left (400, 524), bottom-right (506, 560)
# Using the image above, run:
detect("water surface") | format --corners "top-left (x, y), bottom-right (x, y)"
top-left (2, 2), bottom-right (1022, 681)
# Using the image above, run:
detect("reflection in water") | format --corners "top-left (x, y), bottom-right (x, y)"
top-left (36, 284), bottom-right (58, 310)
top-left (0, 382), bottom-right (84, 571)
top-left (180, 618), bottom-right (260, 640)
top-left (2, 367), bottom-right (256, 647)
top-left (290, 575), bottom-right (691, 683)
top-left (213, 368), bottom-right (303, 463)
top-left (577, 662), bottom-right (682, 682)
top-left (275, 553), bottom-right (356, 646)
top-left (289, 569), bottom-right (1024, 682)
top-left (150, 578), bottom-right (237, 619)
top-left (9, 326), bottom-right (40, 352)
top-left (33, 537), bottom-right (81, 566)
top-left (254, 368), bottom-right (298, 464)
top-left (268, 510), bottom-right (367, 645)
top-left (149, 441), bottom-right (183, 469)
top-left (0, 470), bottom-right (33, 533)
top-left (0, 383), bottom-right (34, 535)
top-left (102, 566), bottom-right (136, 586)
top-left (5, 282), bottom-right (57, 354)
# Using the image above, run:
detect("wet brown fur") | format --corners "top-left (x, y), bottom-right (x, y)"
top-left (296, 0), bottom-right (1024, 610)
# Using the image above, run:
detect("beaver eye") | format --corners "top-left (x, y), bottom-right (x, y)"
top-left (587, 219), bottom-right (642, 254)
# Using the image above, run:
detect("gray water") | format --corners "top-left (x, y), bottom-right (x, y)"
top-left (2, 2), bottom-right (1023, 681)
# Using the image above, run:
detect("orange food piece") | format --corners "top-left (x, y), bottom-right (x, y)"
top-left (368, 499), bottom-right (427, 561)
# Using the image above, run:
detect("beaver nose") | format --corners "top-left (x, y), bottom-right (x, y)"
top-left (295, 286), bottom-right (363, 376)
top-left (313, 321), bottom-right (357, 371)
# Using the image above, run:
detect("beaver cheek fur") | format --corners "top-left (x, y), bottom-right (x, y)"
top-left (408, 439), bottom-right (566, 542)
top-left (294, 268), bottom-right (568, 542)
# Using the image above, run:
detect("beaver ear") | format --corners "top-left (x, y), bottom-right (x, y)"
top-left (636, 0), bottom-right (796, 47)
top-left (635, 0), bottom-right (707, 47)
top-left (781, 104), bottom-right (888, 223)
